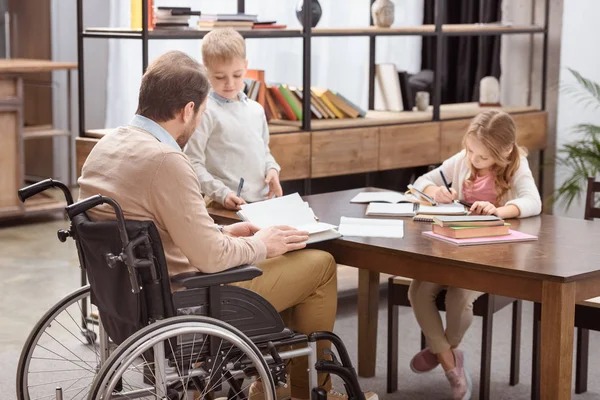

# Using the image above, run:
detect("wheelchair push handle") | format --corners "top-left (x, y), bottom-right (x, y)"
top-left (66, 195), bottom-right (130, 246)
top-left (18, 179), bottom-right (74, 205)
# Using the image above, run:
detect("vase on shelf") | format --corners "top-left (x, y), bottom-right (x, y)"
top-left (371, 0), bottom-right (395, 28)
top-left (296, 0), bottom-right (322, 28)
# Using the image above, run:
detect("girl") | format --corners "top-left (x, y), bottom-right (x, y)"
top-left (408, 110), bottom-right (542, 399)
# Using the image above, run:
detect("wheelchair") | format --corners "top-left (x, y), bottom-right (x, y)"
top-left (15, 179), bottom-right (367, 400)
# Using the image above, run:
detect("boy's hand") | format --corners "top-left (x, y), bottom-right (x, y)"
top-left (224, 192), bottom-right (246, 210)
top-left (265, 169), bottom-right (283, 199)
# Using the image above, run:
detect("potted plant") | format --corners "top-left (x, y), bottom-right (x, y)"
top-left (554, 68), bottom-right (600, 210)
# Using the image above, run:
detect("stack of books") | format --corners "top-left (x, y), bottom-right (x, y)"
top-left (422, 215), bottom-right (538, 246)
top-left (154, 7), bottom-right (200, 29)
top-left (198, 13), bottom-right (258, 30)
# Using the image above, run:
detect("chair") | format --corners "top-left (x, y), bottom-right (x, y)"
top-left (387, 276), bottom-right (522, 400)
top-left (531, 177), bottom-right (600, 398)
top-left (15, 180), bottom-right (367, 400)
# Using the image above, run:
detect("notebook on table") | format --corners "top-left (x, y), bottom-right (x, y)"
top-left (237, 193), bottom-right (341, 244)
top-left (422, 230), bottom-right (537, 246)
top-left (366, 202), bottom-right (467, 217)
top-left (338, 217), bottom-right (404, 239)
top-left (350, 191), bottom-right (417, 204)
top-left (432, 215), bottom-right (504, 227)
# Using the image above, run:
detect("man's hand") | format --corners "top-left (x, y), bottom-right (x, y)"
top-left (224, 192), bottom-right (246, 210)
top-left (432, 186), bottom-right (458, 204)
top-left (265, 169), bottom-right (283, 199)
top-left (254, 225), bottom-right (309, 258)
top-left (469, 201), bottom-right (497, 216)
top-left (222, 222), bottom-right (260, 237)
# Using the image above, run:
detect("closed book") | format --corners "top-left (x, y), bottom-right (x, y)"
top-left (375, 63), bottom-right (403, 112)
top-left (310, 90), bottom-right (334, 118)
top-left (313, 89), bottom-right (344, 118)
top-left (245, 69), bottom-right (266, 107)
top-left (398, 71), bottom-right (414, 111)
top-left (279, 84), bottom-right (303, 120)
top-left (264, 88), bottom-right (281, 120)
top-left (331, 90), bottom-right (367, 117)
top-left (422, 230), bottom-right (538, 246)
top-left (290, 87), bottom-right (323, 119)
top-left (432, 224), bottom-right (511, 239)
top-left (432, 215), bottom-right (504, 227)
top-left (268, 85), bottom-right (297, 121)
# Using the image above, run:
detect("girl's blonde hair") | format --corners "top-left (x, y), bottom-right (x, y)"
top-left (462, 110), bottom-right (526, 203)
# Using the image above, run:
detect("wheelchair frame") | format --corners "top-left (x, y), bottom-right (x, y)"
top-left (16, 179), bottom-right (367, 400)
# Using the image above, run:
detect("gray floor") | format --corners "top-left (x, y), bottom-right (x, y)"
top-left (2, 217), bottom-right (600, 399)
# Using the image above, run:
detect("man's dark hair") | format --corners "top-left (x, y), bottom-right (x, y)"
top-left (136, 51), bottom-right (210, 122)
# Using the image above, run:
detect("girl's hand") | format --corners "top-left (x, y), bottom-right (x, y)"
top-left (470, 201), bottom-right (497, 216)
top-left (265, 169), bottom-right (283, 199)
top-left (432, 186), bottom-right (458, 204)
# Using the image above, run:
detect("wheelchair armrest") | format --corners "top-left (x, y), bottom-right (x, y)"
top-left (170, 265), bottom-right (262, 289)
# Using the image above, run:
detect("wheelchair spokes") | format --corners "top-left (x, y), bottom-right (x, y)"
top-left (17, 286), bottom-right (103, 400)
top-left (89, 316), bottom-right (277, 400)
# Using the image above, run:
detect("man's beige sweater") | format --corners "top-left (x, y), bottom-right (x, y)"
top-left (78, 124), bottom-right (267, 278)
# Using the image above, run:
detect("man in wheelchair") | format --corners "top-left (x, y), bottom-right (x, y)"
top-left (73, 51), bottom-right (377, 400)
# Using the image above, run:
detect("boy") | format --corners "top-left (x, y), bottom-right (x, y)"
top-left (185, 28), bottom-right (283, 210)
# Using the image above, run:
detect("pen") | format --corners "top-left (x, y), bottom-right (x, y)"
top-left (236, 177), bottom-right (244, 198)
top-left (440, 170), bottom-right (451, 193)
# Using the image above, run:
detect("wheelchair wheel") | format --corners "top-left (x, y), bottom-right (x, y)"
top-left (16, 285), bottom-right (103, 400)
top-left (88, 315), bottom-right (277, 400)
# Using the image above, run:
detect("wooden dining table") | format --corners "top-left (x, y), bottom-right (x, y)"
top-left (207, 187), bottom-right (600, 399)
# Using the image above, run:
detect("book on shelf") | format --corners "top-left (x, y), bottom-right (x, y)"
top-left (331, 90), bottom-right (367, 117)
top-left (397, 71), bottom-right (414, 111)
top-left (237, 193), bottom-right (341, 244)
top-left (245, 69), bottom-right (266, 106)
top-left (313, 88), bottom-right (344, 118)
top-left (313, 88), bottom-right (360, 118)
top-left (365, 202), bottom-right (467, 217)
top-left (290, 87), bottom-right (324, 119)
top-left (278, 84), bottom-right (303, 120)
top-left (198, 20), bottom-right (254, 30)
top-left (268, 85), bottom-right (297, 121)
top-left (375, 63), bottom-right (403, 112)
top-left (311, 90), bottom-right (335, 119)
top-left (200, 13), bottom-right (258, 22)
top-left (422, 230), bottom-right (538, 246)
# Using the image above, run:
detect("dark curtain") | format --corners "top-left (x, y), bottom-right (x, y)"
top-left (422, 0), bottom-right (502, 104)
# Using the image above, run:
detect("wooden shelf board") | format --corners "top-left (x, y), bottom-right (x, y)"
top-left (84, 27), bottom-right (302, 39)
top-left (0, 58), bottom-right (77, 73)
top-left (311, 24), bottom-right (543, 36)
top-left (23, 125), bottom-right (70, 139)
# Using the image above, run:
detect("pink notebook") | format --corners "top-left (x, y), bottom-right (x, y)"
top-left (422, 229), bottom-right (538, 246)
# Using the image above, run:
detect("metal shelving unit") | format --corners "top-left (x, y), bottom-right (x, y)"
top-left (76, 0), bottom-right (549, 137)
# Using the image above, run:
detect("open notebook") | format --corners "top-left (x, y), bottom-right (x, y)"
top-left (366, 202), bottom-right (467, 217)
top-left (237, 193), bottom-right (341, 244)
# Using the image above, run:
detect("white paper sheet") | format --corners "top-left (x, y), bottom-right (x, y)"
top-left (338, 217), bottom-right (404, 239)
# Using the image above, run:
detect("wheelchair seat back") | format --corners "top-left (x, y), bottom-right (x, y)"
top-left (71, 213), bottom-right (174, 345)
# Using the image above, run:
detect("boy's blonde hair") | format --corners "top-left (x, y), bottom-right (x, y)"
top-left (462, 110), bottom-right (527, 203)
top-left (201, 28), bottom-right (246, 69)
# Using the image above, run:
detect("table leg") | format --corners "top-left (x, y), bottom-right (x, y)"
top-left (540, 281), bottom-right (575, 399)
top-left (358, 269), bottom-right (379, 377)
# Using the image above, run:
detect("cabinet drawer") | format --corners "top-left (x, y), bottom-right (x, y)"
top-left (311, 128), bottom-right (378, 178)
top-left (269, 132), bottom-right (310, 181)
top-left (379, 122), bottom-right (440, 170)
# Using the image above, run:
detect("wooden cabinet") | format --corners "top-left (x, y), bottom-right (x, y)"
top-left (379, 122), bottom-right (440, 171)
top-left (270, 132), bottom-right (310, 180)
top-left (76, 109), bottom-right (549, 184)
top-left (312, 127), bottom-right (379, 178)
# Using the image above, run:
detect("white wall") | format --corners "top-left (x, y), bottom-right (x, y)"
top-left (553, 0), bottom-right (600, 218)
top-left (51, 0), bottom-right (109, 183)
